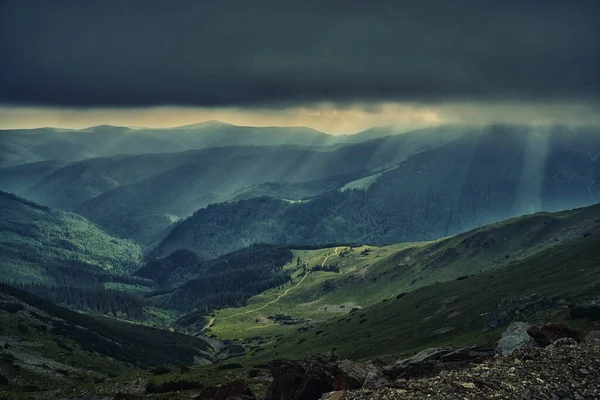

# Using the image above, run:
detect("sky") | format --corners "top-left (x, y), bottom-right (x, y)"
top-left (1, 0), bottom-right (599, 134)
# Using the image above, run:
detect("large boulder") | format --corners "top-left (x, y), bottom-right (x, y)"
top-left (526, 323), bottom-right (580, 347)
top-left (196, 379), bottom-right (255, 400)
top-left (440, 344), bottom-right (496, 363)
top-left (382, 345), bottom-right (495, 379)
top-left (496, 322), bottom-right (539, 356)
top-left (264, 355), bottom-right (386, 400)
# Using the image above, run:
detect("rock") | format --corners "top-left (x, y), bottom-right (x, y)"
top-left (441, 344), bottom-right (495, 362)
top-left (382, 348), bottom-right (448, 380)
top-left (265, 355), bottom-right (387, 400)
top-left (324, 336), bottom-right (600, 399)
top-left (546, 337), bottom-right (578, 351)
top-left (265, 359), bottom-right (309, 400)
top-left (382, 345), bottom-right (495, 380)
top-left (335, 359), bottom-right (386, 389)
top-left (496, 322), bottom-right (539, 356)
top-left (584, 330), bottom-right (600, 343)
top-left (397, 347), bottom-right (453, 364)
top-left (526, 323), bottom-right (579, 347)
top-left (485, 294), bottom-right (558, 331)
top-left (321, 391), bottom-right (344, 400)
top-left (196, 379), bottom-right (255, 400)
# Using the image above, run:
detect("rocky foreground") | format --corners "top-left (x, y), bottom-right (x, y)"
top-left (330, 334), bottom-right (600, 400)
top-left (261, 324), bottom-right (600, 400)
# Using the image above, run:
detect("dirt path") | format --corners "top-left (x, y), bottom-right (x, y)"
top-left (220, 247), bottom-right (343, 320)
top-left (201, 317), bottom-right (215, 331)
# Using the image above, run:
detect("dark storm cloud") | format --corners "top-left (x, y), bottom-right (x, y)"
top-left (0, 0), bottom-right (598, 107)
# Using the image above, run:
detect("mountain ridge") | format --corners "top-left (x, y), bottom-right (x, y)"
top-left (151, 125), bottom-right (600, 258)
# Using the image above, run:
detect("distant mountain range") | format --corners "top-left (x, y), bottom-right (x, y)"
top-left (1, 125), bottom-right (461, 248)
top-left (0, 121), bottom-right (409, 167)
top-left (152, 124), bottom-right (600, 257)
top-left (1, 123), bottom-right (598, 257)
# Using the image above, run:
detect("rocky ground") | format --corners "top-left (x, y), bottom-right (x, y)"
top-left (328, 332), bottom-right (600, 400)
top-left (3, 323), bottom-right (599, 399)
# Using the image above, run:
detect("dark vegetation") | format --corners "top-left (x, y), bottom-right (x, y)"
top-left (148, 245), bottom-right (293, 313)
top-left (12, 283), bottom-right (148, 320)
top-left (0, 283), bottom-right (213, 366)
top-left (136, 249), bottom-right (202, 288)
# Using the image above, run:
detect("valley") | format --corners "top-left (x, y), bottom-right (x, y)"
top-left (2, 3), bottom-right (599, 397)
top-left (1, 123), bottom-right (600, 399)
top-left (2, 199), bottom-right (600, 398)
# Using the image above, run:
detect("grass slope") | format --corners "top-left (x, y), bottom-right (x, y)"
top-left (202, 203), bottom-right (600, 361)
top-left (0, 191), bottom-right (142, 284)
top-left (244, 229), bottom-right (600, 363)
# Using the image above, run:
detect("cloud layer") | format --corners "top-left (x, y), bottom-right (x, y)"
top-left (1, 0), bottom-right (598, 108)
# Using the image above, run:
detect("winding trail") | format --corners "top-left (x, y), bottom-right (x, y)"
top-left (201, 317), bottom-right (215, 331)
top-left (218, 247), bottom-right (343, 321)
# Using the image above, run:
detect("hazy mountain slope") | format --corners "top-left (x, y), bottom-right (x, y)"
top-left (1, 121), bottom-right (438, 167)
top-left (0, 191), bottom-right (142, 285)
top-left (66, 128), bottom-right (461, 247)
top-left (0, 128), bottom-right (92, 166)
top-left (153, 125), bottom-right (600, 257)
top-left (161, 121), bottom-right (338, 147)
top-left (0, 122), bottom-right (339, 167)
top-left (23, 151), bottom-right (215, 210)
top-left (0, 160), bottom-right (70, 197)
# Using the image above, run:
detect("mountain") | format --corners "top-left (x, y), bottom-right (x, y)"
top-left (0, 160), bottom-right (70, 197)
top-left (24, 151), bottom-right (205, 210)
top-left (152, 124), bottom-right (600, 258)
top-left (0, 191), bottom-right (142, 286)
top-left (12, 126), bottom-right (461, 248)
top-left (164, 121), bottom-right (338, 148)
top-left (336, 125), bottom-right (411, 143)
top-left (2, 187), bottom-right (600, 398)
top-left (0, 121), bottom-right (438, 167)
top-left (200, 201), bottom-right (600, 362)
top-left (0, 123), bottom-right (341, 168)
top-left (247, 219), bottom-right (600, 362)
top-left (0, 126), bottom-right (171, 167)
top-left (0, 189), bottom-right (297, 324)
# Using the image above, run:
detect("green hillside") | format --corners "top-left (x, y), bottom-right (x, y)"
top-left (238, 228), bottom-right (600, 363)
top-left (198, 202), bottom-right (600, 360)
top-left (0, 191), bottom-right (142, 285)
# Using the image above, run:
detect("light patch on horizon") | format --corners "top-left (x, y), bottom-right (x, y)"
top-left (0, 101), bottom-right (598, 134)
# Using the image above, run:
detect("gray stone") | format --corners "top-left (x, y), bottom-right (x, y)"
top-left (496, 322), bottom-right (539, 356)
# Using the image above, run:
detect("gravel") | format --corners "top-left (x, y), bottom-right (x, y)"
top-left (327, 333), bottom-right (600, 400)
